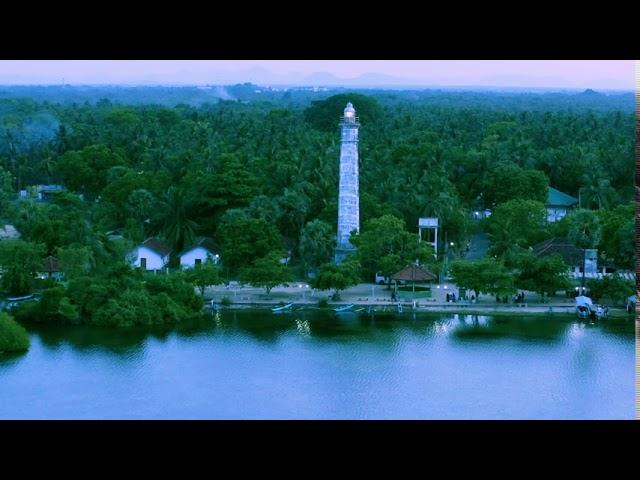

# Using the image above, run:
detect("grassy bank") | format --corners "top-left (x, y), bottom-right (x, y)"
top-left (0, 312), bottom-right (30, 353)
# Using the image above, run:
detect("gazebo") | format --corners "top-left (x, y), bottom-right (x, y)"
top-left (391, 264), bottom-right (437, 299)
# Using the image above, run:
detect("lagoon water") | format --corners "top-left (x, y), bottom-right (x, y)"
top-left (0, 310), bottom-right (635, 419)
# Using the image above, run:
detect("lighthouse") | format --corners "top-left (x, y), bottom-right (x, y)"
top-left (335, 102), bottom-right (360, 264)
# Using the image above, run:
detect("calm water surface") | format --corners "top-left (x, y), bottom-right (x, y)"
top-left (0, 310), bottom-right (635, 419)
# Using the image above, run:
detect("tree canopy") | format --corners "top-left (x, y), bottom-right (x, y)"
top-left (239, 251), bottom-right (293, 294)
top-left (450, 258), bottom-right (516, 299)
top-left (0, 85), bottom-right (633, 310)
top-left (303, 93), bottom-right (384, 132)
top-left (485, 199), bottom-right (548, 257)
top-left (310, 258), bottom-right (361, 299)
top-left (351, 214), bottom-right (435, 282)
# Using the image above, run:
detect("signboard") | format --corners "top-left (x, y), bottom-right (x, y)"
top-left (418, 217), bottom-right (438, 228)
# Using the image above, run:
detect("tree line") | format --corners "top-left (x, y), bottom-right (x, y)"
top-left (0, 87), bottom-right (634, 322)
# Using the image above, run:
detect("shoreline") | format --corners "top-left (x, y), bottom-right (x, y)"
top-left (206, 301), bottom-right (630, 318)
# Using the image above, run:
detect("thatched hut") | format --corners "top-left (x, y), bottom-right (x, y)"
top-left (391, 264), bottom-right (437, 298)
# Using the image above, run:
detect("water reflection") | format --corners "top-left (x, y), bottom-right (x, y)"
top-left (1, 309), bottom-right (634, 419)
top-left (0, 350), bottom-right (28, 365)
top-left (452, 315), bottom-right (571, 342)
top-left (26, 323), bottom-right (154, 356)
top-left (14, 309), bottom-right (635, 354)
top-left (295, 318), bottom-right (311, 337)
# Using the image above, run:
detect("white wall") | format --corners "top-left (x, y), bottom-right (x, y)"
top-left (180, 247), bottom-right (218, 268)
top-left (131, 246), bottom-right (168, 270)
top-left (547, 207), bottom-right (567, 223)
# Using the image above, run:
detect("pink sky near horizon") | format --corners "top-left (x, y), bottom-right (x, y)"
top-left (0, 60), bottom-right (635, 89)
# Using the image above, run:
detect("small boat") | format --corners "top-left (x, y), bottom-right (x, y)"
top-left (3, 293), bottom-right (40, 311)
top-left (7, 294), bottom-right (36, 302)
top-left (575, 295), bottom-right (592, 319)
top-left (576, 304), bottom-right (590, 319)
top-left (272, 303), bottom-right (293, 313)
top-left (592, 304), bottom-right (609, 320)
top-left (334, 303), bottom-right (355, 312)
top-left (575, 295), bottom-right (608, 320)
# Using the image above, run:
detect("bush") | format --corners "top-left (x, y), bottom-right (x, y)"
top-left (18, 268), bottom-right (203, 327)
top-left (13, 286), bottom-right (80, 324)
top-left (586, 274), bottom-right (635, 305)
top-left (221, 296), bottom-right (232, 306)
top-left (0, 312), bottom-right (30, 352)
top-left (317, 298), bottom-right (329, 308)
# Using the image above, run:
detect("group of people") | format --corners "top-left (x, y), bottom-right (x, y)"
top-left (391, 290), bottom-right (471, 304)
top-left (572, 287), bottom-right (589, 297)
top-left (495, 292), bottom-right (526, 304)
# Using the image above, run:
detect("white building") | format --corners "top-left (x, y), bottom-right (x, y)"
top-left (178, 238), bottom-right (219, 269)
top-left (129, 238), bottom-right (172, 271)
top-left (0, 224), bottom-right (21, 240)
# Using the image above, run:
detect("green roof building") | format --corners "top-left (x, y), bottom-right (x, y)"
top-left (546, 187), bottom-right (578, 222)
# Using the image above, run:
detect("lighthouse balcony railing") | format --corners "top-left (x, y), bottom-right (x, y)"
top-left (339, 116), bottom-right (360, 124)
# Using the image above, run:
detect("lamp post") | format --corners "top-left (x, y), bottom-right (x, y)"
top-left (441, 232), bottom-right (447, 284)
top-left (300, 284), bottom-right (309, 302)
top-left (443, 234), bottom-right (454, 284)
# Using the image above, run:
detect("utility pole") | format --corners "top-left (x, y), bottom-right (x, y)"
top-left (581, 248), bottom-right (586, 289)
top-left (442, 231), bottom-right (448, 284)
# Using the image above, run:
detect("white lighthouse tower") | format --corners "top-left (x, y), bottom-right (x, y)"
top-left (335, 102), bottom-right (360, 264)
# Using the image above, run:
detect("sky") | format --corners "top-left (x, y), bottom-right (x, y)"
top-left (0, 60), bottom-right (635, 90)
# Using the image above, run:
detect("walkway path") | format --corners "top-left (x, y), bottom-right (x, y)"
top-left (464, 232), bottom-right (489, 260)
top-left (205, 282), bottom-right (585, 309)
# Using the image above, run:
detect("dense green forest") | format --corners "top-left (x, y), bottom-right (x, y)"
top-left (0, 85), bottom-right (634, 323)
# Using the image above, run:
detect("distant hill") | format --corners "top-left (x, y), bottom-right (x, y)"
top-left (0, 84), bottom-right (634, 112)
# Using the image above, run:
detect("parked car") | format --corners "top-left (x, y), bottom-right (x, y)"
top-left (374, 273), bottom-right (389, 285)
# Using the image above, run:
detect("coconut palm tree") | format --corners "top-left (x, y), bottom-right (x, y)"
top-left (580, 169), bottom-right (614, 209)
top-left (159, 186), bottom-right (197, 261)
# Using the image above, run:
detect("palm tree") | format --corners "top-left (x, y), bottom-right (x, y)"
top-left (580, 169), bottom-right (614, 209)
top-left (159, 186), bottom-right (197, 260)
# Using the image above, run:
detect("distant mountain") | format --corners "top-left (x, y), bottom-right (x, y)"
top-left (302, 72), bottom-right (342, 85)
top-left (217, 69), bottom-right (419, 88)
top-left (297, 71), bottom-right (417, 87)
top-left (352, 72), bottom-right (408, 85)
